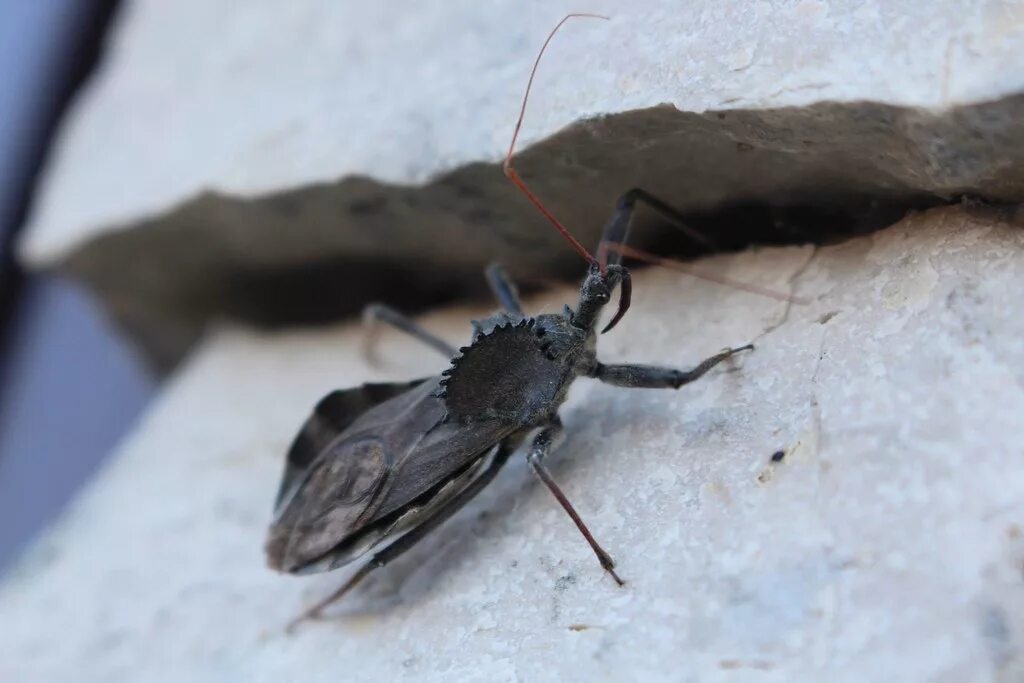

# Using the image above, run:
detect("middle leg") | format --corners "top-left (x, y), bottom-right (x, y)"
top-left (526, 420), bottom-right (625, 586)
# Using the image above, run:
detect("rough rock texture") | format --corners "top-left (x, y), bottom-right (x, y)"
top-left (18, 0), bottom-right (1024, 369)
top-left (3, 206), bottom-right (1023, 681)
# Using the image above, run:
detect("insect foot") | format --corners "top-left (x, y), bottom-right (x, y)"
top-left (591, 345), bottom-right (754, 390)
top-left (666, 344), bottom-right (754, 388)
top-left (596, 548), bottom-right (626, 587)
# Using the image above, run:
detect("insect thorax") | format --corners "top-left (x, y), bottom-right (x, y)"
top-left (439, 311), bottom-right (590, 426)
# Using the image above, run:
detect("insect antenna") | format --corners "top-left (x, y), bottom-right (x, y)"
top-left (503, 13), bottom-right (609, 269)
top-left (601, 242), bottom-right (810, 305)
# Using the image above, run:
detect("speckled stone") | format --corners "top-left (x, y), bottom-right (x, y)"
top-left (2, 206), bottom-right (1022, 681)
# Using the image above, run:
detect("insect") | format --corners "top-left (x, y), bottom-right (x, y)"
top-left (266, 14), bottom-right (755, 630)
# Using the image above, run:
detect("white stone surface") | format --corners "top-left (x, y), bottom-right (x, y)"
top-left (3, 206), bottom-right (1023, 680)
top-left (20, 0), bottom-right (1024, 265)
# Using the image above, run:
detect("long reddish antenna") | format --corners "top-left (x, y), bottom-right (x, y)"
top-left (602, 242), bottom-right (811, 305)
top-left (504, 13), bottom-right (609, 268)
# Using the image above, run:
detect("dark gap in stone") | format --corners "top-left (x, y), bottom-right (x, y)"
top-left (61, 98), bottom-right (1024, 373)
top-left (72, 190), bottom-right (992, 375)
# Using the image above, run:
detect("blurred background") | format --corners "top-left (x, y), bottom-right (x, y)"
top-left (0, 2), bottom-right (151, 573)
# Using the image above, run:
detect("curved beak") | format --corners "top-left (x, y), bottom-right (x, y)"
top-left (600, 269), bottom-right (632, 334)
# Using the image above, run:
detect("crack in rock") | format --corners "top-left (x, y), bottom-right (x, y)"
top-left (45, 98), bottom-right (1024, 372)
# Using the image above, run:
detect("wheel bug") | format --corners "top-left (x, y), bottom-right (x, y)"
top-left (267, 14), bottom-right (759, 630)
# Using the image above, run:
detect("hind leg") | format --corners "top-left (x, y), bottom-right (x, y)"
top-left (362, 303), bottom-right (456, 362)
top-left (286, 440), bottom-right (514, 632)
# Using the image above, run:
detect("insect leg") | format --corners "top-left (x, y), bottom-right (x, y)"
top-left (286, 440), bottom-right (515, 631)
top-left (591, 345), bottom-right (754, 389)
top-left (526, 421), bottom-right (625, 586)
top-left (484, 263), bottom-right (523, 314)
top-left (598, 188), bottom-right (715, 268)
top-left (362, 303), bottom-right (457, 361)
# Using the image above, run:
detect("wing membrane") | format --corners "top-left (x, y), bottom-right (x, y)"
top-left (267, 378), bottom-right (518, 574)
top-left (274, 378), bottom-right (428, 511)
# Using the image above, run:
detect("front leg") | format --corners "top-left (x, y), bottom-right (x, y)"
top-left (597, 187), bottom-right (716, 267)
top-left (591, 345), bottom-right (753, 388)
